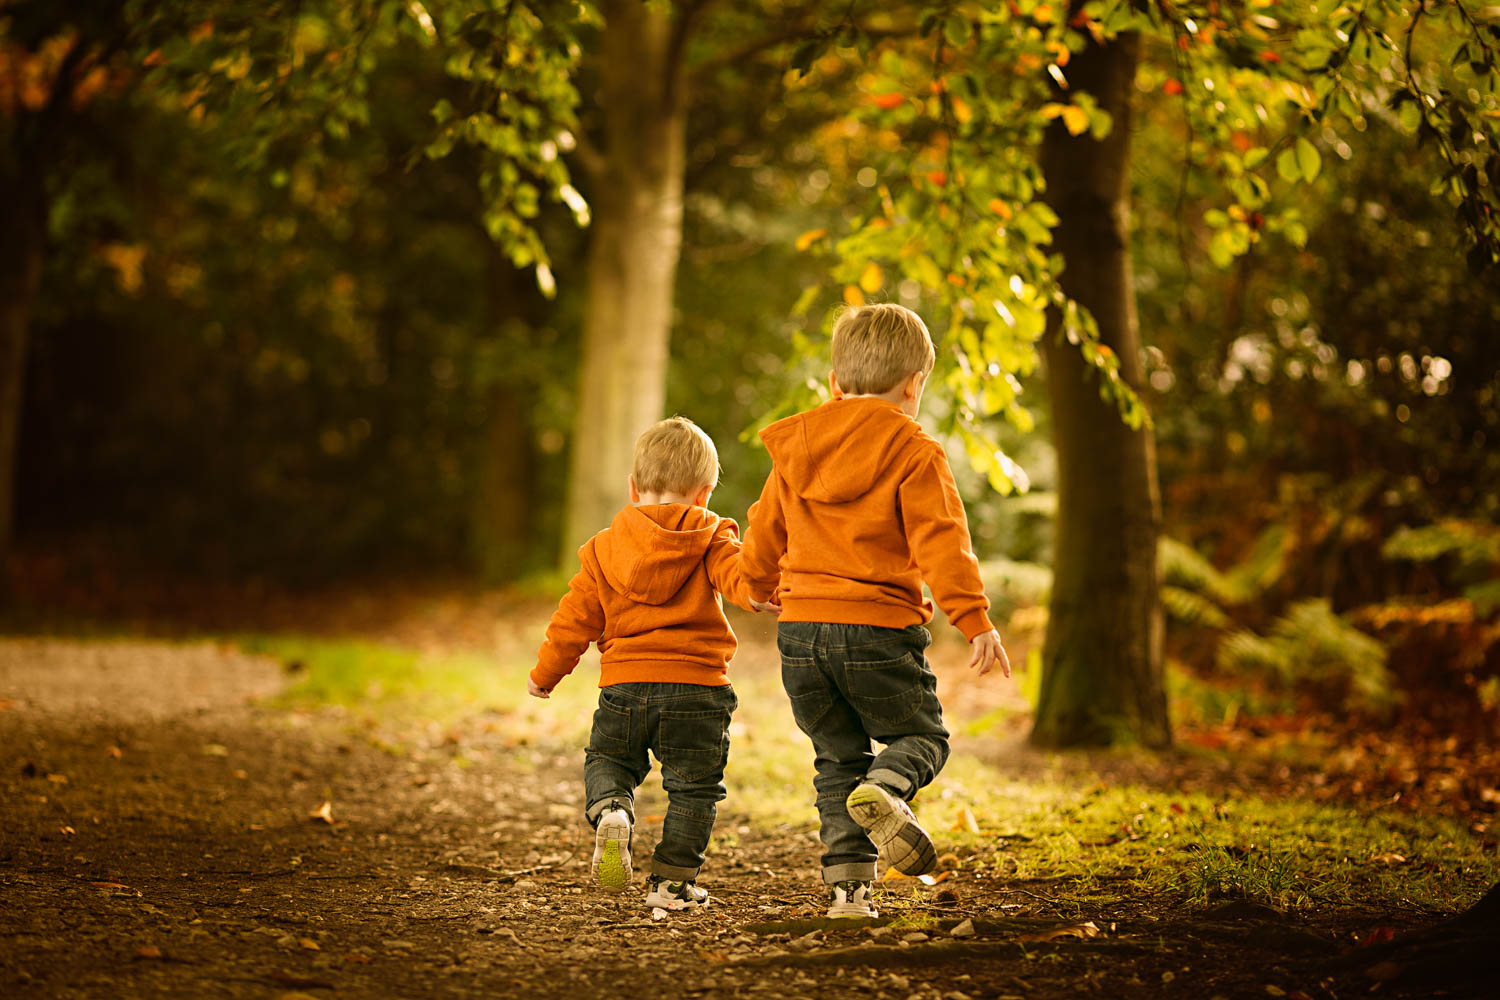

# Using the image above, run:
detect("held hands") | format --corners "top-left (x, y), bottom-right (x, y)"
top-left (749, 598), bottom-right (782, 616)
top-left (969, 629), bottom-right (1011, 678)
top-left (526, 676), bottom-right (552, 699)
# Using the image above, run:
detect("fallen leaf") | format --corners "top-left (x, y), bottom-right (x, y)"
top-left (1018, 921), bottom-right (1102, 943)
top-left (642, 814), bottom-right (665, 823)
top-left (952, 807), bottom-right (981, 834)
top-left (232, 769), bottom-right (248, 780)
top-left (91, 881), bottom-right (132, 890)
top-left (58, 825), bottom-right (76, 836)
top-left (1370, 852), bottom-right (1408, 866)
top-left (47, 773), bottom-right (69, 784)
top-left (1357, 926), bottom-right (1399, 947)
top-left (1265, 986), bottom-right (1286, 997)
top-left (917, 874), bottom-right (937, 886)
top-left (135, 946), bottom-right (163, 960)
top-left (343, 952), bottom-right (371, 964)
top-left (882, 868), bottom-right (911, 881)
top-left (202, 744), bottom-right (229, 757)
top-left (106, 746), bottom-right (123, 759)
top-left (298, 937), bottom-right (320, 951)
top-left (0, 698), bottom-right (17, 711)
top-left (309, 801), bottom-right (334, 824)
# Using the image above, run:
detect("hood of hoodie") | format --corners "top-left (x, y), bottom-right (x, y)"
top-left (595, 504), bottom-right (721, 605)
top-left (759, 397), bottom-right (927, 504)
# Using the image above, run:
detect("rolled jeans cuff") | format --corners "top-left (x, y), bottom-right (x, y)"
top-left (586, 796), bottom-right (635, 825)
top-left (866, 767), bottom-right (914, 798)
top-left (822, 862), bottom-right (877, 884)
top-left (650, 859), bottom-right (700, 881)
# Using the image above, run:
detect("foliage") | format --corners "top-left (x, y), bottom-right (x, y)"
top-left (1217, 598), bottom-right (1397, 715)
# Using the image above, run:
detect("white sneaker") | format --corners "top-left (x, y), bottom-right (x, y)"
top-left (828, 879), bottom-right (877, 918)
top-left (591, 807), bottom-right (633, 891)
top-left (846, 782), bottom-right (937, 876)
top-left (643, 875), bottom-right (709, 911)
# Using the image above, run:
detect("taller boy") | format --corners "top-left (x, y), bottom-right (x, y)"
top-left (742, 303), bottom-right (1010, 918)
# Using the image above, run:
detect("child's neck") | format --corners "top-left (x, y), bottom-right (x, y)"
top-left (634, 491), bottom-right (699, 506)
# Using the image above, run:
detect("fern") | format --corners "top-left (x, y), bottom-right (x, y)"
top-left (1382, 519), bottom-right (1500, 570)
top-left (1162, 585), bottom-right (1231, 629)
top-left (1217, 599), bottom-right (1395, 715)
top-left (1219, 523), bottom-right (1290, 605)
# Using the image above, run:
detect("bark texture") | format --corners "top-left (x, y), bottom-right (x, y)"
top-left (1030, 24), bottom-right (1170, 748)
top-left (0, 159), bottom-right (44, 574)
top-left (561, 0), bottom-right (688, 557)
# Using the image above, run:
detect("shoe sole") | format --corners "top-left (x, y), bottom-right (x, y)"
top-left (846, 784), bottom-right (938, 876)
top-left (827, 901), bottom-right (878, 919)
top-left (593, 818), bottom-right (632, 891)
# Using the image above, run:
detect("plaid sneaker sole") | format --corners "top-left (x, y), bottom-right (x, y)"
top-left (846, 783), bottom-right (938, 876)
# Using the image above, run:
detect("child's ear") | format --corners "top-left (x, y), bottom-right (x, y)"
top-left (904, 369), bottom-right (927, 399)
top-left (828, 372), bottom-right (844, 399)
top-left (628, 475), bottom-right (641, 504)
top-left (692, 483), bottom-right (713, 508)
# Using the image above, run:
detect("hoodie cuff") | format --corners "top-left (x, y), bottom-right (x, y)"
top-left (529, 665), bottom-right (564, 690)
top-left (951, 608), bottom-right (996, 642)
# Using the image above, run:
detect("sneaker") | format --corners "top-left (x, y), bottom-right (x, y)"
top-left (846, 782), bottom-right (938, 876)
top-left (828, 879), bottom-right (877, 918)
top-left (643, 874), bottom-right (709, 911)
top-left (591, 807), bottom-right (633, 891)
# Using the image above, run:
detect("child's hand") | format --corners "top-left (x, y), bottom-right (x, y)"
top-left (749, 598), bottom-right (782, 616)
top-left (527, 677), bottom-right (552, 699)
top-left (969, 630), bottom-right (1010, 678)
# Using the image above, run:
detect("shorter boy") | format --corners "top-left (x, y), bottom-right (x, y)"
top-left (742, 303), bottom-right (1010, 918)
top-left (529, 416), bottom-right (760, 910)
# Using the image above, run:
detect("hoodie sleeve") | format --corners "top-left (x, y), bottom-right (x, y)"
top-left (531, 544), bottom-right (606, 690)
top-left (898, 446), bottom-right (996, 641)
top-left (741, 470), bottom-right (787, 603)
top-left (704, 518), bottom-right (755, 612)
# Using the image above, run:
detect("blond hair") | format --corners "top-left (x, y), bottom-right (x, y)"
top-left (830, 303), bottom-right (936, 395)
top-left (632, 416), bottom-right (720, 495)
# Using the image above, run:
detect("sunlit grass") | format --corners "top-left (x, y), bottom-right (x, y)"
top-left (251, 631), bottom-right (1498, 917)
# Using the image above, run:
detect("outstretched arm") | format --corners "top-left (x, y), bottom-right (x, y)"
top-left (531, 552), bottom-right (606, 693)
top-left (704, 518), bottom-right (757, 613)
top-left (741, 471), bottom-right (787, 604)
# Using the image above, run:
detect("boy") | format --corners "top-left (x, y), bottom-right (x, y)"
top-left (741, 302), bottom-right (1011, 919)
top-left (529, 416), bottom-right (763, 911)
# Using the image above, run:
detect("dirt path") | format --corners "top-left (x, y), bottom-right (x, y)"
top-left (0, 638), bottom-right (1477, 999)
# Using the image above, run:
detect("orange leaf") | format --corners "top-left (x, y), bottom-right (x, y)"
top-left (309, 800), bottom-right (334, 824)
top-left (1018, 920), bottom-right (1101, 943)
top-left (859, 261), bottom-right (884, 294)
top-left (871, 92), bottom-right (905, 110)
top-left (926, 170), bottom-right (948, 187)
top-left (299, 937), bottom-right (320, 951)
top-left (843, 285), bottom-right (865, 307)
top-left (988, 199), bottom-right (1013, 220)
top-left (1163, 78), bottom-right (1184, 96)
top-left (794, 228), bottom-right (827, 252)
top-left (1061, 105), bottom-right (1089, 136)
top-left (135, 946), bottom-right (163, 960)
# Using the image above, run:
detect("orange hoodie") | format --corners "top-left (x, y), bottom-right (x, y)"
top-left (531, 504), bottom-right (752, 690)
top-left (741, 397), bottom-right (994, 641)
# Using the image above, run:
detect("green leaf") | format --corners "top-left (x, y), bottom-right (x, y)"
top-left (1295, 137), bottom-right (1322, 182)
top-left (1276, 146), bottom-right (1302, 182)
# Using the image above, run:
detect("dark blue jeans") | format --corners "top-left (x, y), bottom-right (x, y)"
top-left (778, 622), bottom-right (950, 883)
top-left (583, 681), bottom-right (737, 881)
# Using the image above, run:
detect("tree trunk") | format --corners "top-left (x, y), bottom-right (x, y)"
top-left (561, 0), bottom-right (687, 557)
top-left (1030, 23), bottom-right (1170, 748)
top-left (0, 159), bottom-right (45, 579)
